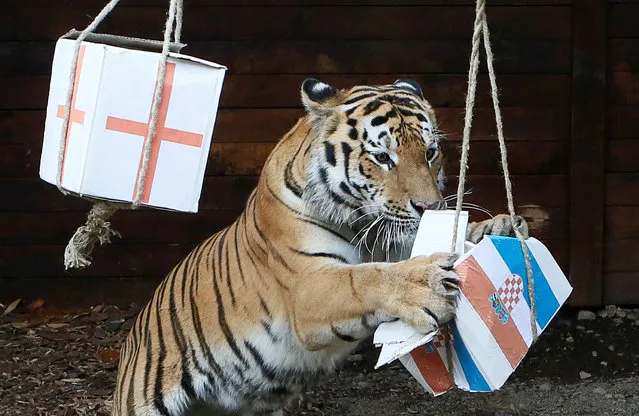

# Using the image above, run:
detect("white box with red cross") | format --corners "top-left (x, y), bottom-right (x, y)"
top-left (39, 32), bottom-right (227, 212)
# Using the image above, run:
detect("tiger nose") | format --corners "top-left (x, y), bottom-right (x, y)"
top-left (410, 200), bottom-right (443, 216)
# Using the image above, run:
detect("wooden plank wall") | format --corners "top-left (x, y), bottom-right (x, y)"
top-left (0, 0), bottom-right (578, 307)
top-left (606, 0), bottom-right (639, 304)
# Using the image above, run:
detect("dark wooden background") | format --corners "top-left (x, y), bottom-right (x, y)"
top-left (0, 0), bottom-right (635, 308)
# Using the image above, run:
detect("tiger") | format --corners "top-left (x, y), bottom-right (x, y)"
top-left (111, 78), bottom-right (528, 416)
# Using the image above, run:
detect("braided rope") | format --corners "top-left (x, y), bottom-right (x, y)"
top-left (60, 0), bottom-right (184, 269)
top-left (445, 0), bottom-right (537, 386)
top-left (132, 0), bottom-right (182, 207)
top-left (481, 12), bottom-right (538, 341)
top-left (56, 0), bottom-right (122, 194)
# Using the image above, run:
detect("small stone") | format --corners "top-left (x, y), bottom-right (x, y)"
top-left (539, 382), bottom-right (552, 392)
top-left (566, 336), bottom-right (574, 343)
top-left (627, 312), bottom-right (637, 321)
top-left (608, 345), bottom-right (615, 352)
top-left (606, 394), bottom-right (613, 399)
top-left (594, 387), bottom-right (607, 395)
top-left (576, 325), bottom-right (585, 331)
top-left (635, 320), bottom-right (639, 326)
top-left (579, 371), bottom-right (592, 379)
top-left (577, 310), bottom-right (597, 320)
top-left (616, 309), bottom-right (627, 318)
top-left (592, 351), bottom-right (598, 357)
top-left (601, 361), bottom-right (608, 366)
top-left (605, 305), bottom-right (617, 316)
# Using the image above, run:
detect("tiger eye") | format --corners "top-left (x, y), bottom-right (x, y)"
top-left (374, 153), bottom-right (390, 164)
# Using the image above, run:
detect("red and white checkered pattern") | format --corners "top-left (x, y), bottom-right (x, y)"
top-left (431, 328), bottom-right (453, 349)
top-left (497, 274), bottom-right (524, 312)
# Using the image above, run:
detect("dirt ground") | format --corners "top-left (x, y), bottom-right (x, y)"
top-left (1, 300), bottom-right (638, 416)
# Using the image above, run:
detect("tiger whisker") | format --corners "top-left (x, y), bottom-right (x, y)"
top-left (349, 215), bottom-right (379, 245)
top-left (458, 201), bottom-right (493, 216)
top-left (362, 216), bottom-right (385, 254)
top-left (444, 189), bottom-right (474, 201)
top-left (351, 215), bottom-right (383, 256)
top-left (348, 211), bottom-right (377, 226)
top-left (346, 204), bottom-right (378, 218)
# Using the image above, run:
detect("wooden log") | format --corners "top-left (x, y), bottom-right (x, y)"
top-left (442, 175), bottom-right (569, 208)
top-left (0, 243), bottom-right (195, 279)
top-left (0, 209), bottom-right (241, 245)
top-left (0, 174), bottom-right (569, 212)
top-left (1, 5), bottom-right (570, 42)
top-left (568, 0), bottom-right (606, 306)
top-left (207, 141), bottom-right (569, 176)
top-left (0, 277), bottom-right (161, 309)
top-left (1, 239), bottom-right (575, 309)
top-left (0, 72), bottom-right (572, 108)
top-left (218, 74), bottom-right (571, 109)
top-left (3, 1), bottom-right (573, 7)
top-left (0, 239), bottom-right (571, 279)
top-left (0, 107), bottom-right (571, 144)
top-left (0, 39), bottom-right (570, 78)
top-left (0, 176), bottom-right (258, 212)
top-left (0, 205), bottom-right (566, 247)
top-left (0, 140), bottom-right (569, 178)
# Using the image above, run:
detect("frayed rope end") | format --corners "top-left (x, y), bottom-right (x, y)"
top-left (63, 202), bottom-right (121, 270)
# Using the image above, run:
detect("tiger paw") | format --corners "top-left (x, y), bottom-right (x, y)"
top-left (466, 214), bottom-right (529, 244)
top-left (379, 253), bottom-right (460, 334)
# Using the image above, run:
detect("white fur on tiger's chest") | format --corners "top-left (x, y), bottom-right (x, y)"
top-left (302, 226), bottom-right (363, 265)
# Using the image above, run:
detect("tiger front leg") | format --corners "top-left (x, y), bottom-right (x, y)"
top-left (290, 253), bottom-right (460, 351)
top-left (466, 213), bottom-right (529, 244)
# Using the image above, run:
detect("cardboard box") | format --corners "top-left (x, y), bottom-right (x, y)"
top-left (374, 212), bottom-right (573, 396)
top-left (39, 31), bottom-right (227, 212)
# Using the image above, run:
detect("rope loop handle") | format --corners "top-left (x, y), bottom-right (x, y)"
top-left (445, 0), bottom-right (537, 385)
top-left (58, 0), bottom-right (185, 269)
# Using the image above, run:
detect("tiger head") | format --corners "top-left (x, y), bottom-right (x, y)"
top-left (300, 78), bottom-right (447, 244)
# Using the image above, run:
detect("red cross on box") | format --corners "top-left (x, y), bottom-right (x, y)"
top-left (56, 45), bottom-right (86, 184)
top-left (105, 62), bottom-right (205, 203)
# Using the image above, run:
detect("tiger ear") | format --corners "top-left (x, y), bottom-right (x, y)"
top-left (393, 78), bottom-right (424, 99)
top-left (301, 78), bottom-right (340, 117)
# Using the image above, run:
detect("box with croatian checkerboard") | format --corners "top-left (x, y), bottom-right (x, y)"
top-left (374, 210), bottom-right (573, 395)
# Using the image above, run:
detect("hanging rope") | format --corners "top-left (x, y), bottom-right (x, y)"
top-left (56, 0), bottom-right (122, 195)
top-left (132, 0), bottom-right (182, 207)
top-left (445, 0), bottom-right (538, 384)
top-left (482, 8), bottom-right (538, 342)
top-left (59, 0), bottom-right (184, 269)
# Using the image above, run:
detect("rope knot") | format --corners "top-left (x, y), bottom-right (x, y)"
top-left (63, 202), bottom-right (121, 269)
